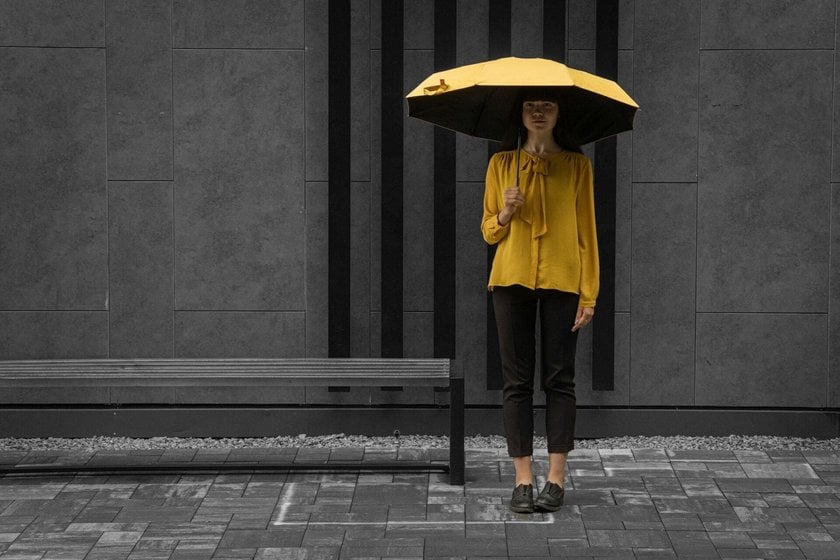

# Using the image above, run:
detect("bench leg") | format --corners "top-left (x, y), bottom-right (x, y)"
top-left (449, 375), bottom-right (465, 485)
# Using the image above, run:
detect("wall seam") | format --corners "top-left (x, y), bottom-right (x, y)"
top-left (170, 0), bottom-right (177, 358)
top-left (104, 0), bottom-right (110, 358)
top-left (628, 0), bottom-right (634, 405)
top-left (628, 0), bottom-right (635, 406)
top-left (694, 0), bottom-right (702, 407)
top-left (302, 0), bottom-right (308, 356)
top-left (370, 34), bottom-right (377, 354)
top-left (828, 0), bottom-right (838, 407)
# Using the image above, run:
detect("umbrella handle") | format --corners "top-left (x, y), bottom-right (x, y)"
top-left (515, 131), bottom-right (521, 189)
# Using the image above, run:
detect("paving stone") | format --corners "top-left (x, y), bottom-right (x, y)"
top-left (635, 548), bottom-right (678, 559)
top-left (707, 531), bottom-right (756, 548)
top-left (742, 464), bottom-right (819, 480)
top-left (667, 529), bottom-right (720, 557)
top-left (1, 446), bottom-right (839, 558)
top-left (717, 479), bottom-right (796, 493)
top-left (423, 536), bottom-right (509, 557)
top-left (668, 450), bottom-right (738, 462)
top-left (588, 528), bottom-right (671, 548)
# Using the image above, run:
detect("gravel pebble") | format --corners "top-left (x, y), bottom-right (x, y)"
top-left (1, 434), bottom-right (840, 452)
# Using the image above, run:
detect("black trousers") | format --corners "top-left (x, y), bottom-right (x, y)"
top-left (493, 285), bottom-right (579, 457)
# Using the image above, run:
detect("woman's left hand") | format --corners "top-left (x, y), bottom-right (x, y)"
top-left (572, 307), bottom-right (594, 332)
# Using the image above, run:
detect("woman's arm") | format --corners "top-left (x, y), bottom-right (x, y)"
top-left (482, 155), bottom-right (517, 245)
top-left (576, 157), bottom-right (599, 309)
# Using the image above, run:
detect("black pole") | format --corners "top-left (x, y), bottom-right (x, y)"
top-left (592, 0), bottom-right (618, 391)
top-left (543, 0), bottom-right (567, 63)
top-left (381, 0), bottom-right (404, 358)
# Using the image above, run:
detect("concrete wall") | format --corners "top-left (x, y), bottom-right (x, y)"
top-left (1, 0), bottom-right (838, 414)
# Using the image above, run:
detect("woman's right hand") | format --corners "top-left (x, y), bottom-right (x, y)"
top-left (498, 187), bottom-right (525, 225)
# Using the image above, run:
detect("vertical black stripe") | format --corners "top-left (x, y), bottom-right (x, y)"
top-left (434, 0), bottom-right (457, 359)
top-left (380, 0), bottom-right (404, 358)
top-left (592, 0), bottom-right (619, 390)
top-left (543, 0), bottom-right (567, 62)
top-left (328, 0), bottom-right (352, 357)
top-left (485, 0), bottom-right (511, 390)
top-left (488, 0), bottom-right (511, 59)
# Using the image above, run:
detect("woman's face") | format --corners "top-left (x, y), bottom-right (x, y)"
top-left (522, 100), bottom-right (559, 134)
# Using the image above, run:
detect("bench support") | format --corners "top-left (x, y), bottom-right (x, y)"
top-left (449, 373), bottom-right (465, 485)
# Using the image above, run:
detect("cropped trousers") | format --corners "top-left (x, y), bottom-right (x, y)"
top-left (492, 285), bottom-right (579, 457)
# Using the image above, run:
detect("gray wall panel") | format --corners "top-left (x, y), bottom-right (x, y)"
top-left (106, 0), bottom-right (173, 181)
top-left (0, 0), bottom-right (103, 47)
top-left (305, 0), bottom-right (329, 183)
top-left (698, 50), bottom-right (832, 313)
top-left (404, 0), bottom-right (434, 50)
top-left (632, 0), bottom-right (699, 183)
top-left (109, 182), bottom-right (174, 358)
top-left (404, 311), bottom-right (434, 359)
top-left (370, 49), bottom-right (382, 315)
top-left (370, 311), bottom-right (381, 357)
top-left (456, 0), bottom-right (489, 184)
top-left (511, 0), bottom-right (542, 57)
top-left (834, 4), bottom-right (840, 184)
top-left (578, 313), bottom-right (630, 406)
top-left (403, 50), bottom-right (434, 313)
top-left (370, 0), bottom-right (381, 49)
top-left (351, 182), bottom-right (372, 357)
top-left (700, 0), bottom-right (835, 50)
top-left (618, 0), bottom-right (633, 51)
top-left (568, 49), bottom-right (594, 72)
top-left (0, 312), bottom-right (108, 359)
top-left (0, 48), bottom-right (107, 310)
top-left (173, 0), bottom-right (304, 48)
top-left (305, 182), bottom-right (329, 357)
top-left (569, 0), bottom-right (595, 51)
top-left (351, 0), bottom-right (371, 182)
top-left (175, 312), bottom-right (305, 357)
top-left (696, 313), bottom-right (827, 407)
top-left (173, 50), bottom-right (305, 310)
top-left (630, 183), bottom-right (696, 406)
top-left (457, 182), bottom-right (497, 405)
top-left (615, 50), bottom-right (633, 313)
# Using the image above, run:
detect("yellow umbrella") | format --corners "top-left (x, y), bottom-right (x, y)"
top-left (406, 56), bottom-right (638, 147)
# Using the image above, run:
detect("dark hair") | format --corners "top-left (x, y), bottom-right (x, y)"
top-left (498, 88), bottom-right (582, 153)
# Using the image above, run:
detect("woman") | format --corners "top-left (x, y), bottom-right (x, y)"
top-left (481, 89), bottom-right (599, 513)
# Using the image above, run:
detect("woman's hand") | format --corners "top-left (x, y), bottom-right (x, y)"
top-left (498, 187), bottom-right (525, 225)
top-left (572, 307), bottom-right (594, 332)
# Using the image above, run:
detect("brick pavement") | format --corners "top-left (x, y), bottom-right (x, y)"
top-left (1, 446), bottom-right (839, 558)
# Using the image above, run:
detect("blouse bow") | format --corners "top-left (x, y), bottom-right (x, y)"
top-left (517, 152), bottom-right (549, 238)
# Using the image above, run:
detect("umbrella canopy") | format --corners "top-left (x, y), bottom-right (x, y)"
top-left (406, 56), bottom-right (638, 146)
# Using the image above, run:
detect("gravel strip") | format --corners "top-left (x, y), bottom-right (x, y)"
top-left (2, 434), bottom-right (840, 452)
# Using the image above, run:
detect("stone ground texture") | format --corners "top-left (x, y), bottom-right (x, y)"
top-left (2, 445), bottom-right (840, 558)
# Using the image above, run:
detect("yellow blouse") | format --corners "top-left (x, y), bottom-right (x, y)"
top-left (481, 149), bottom-right (599, 308)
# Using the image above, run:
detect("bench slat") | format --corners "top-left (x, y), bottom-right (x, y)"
top-left (0, 359), bottom-right (451, 387)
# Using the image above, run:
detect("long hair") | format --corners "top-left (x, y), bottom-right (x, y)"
top-left (498, 88), bottom-right (583, 154)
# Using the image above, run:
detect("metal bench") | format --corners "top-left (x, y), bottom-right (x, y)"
top-left (0, 358), bottom-right (465, 484)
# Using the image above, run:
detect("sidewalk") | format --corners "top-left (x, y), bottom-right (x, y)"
top-left (0, 446), bottom-right (838, 558)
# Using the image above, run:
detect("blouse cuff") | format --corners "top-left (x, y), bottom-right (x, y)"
top-left (482, 215), bottom-right (510, 245)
